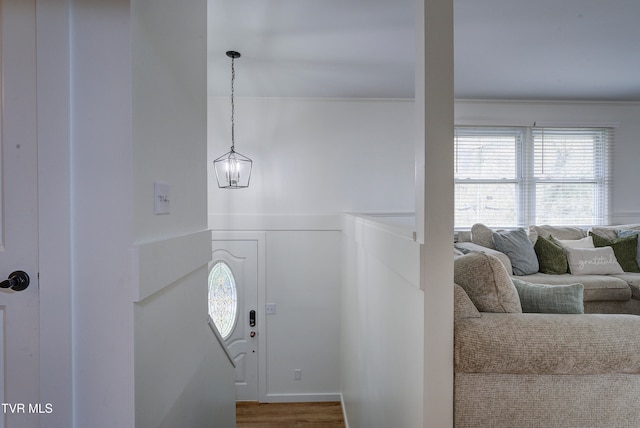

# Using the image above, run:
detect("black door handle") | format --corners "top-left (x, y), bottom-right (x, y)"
top-left (0, 271), bottom-right (30, 292)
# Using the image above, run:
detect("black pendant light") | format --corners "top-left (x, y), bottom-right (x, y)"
top-left (214, 51), bottom-right (253, 189)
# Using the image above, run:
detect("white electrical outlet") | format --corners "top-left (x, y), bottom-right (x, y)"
top-left (265, 303), bottom-right (277, 315)
top-left (294, 369), bottom-right (302, 380)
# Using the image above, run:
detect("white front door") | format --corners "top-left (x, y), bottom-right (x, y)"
top-left (0, 1), bottom-right (41, 427)
top-left (210, 240), bottom-right (259, 401)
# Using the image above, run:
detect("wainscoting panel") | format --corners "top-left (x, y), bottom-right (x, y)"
top-left (132, 230), bottom-right (211, 302)
top-left (133, 229), bottom-right (236, 428)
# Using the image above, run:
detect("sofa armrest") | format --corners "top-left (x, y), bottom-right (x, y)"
top-left (454, 242), bottom-right (513, 274)
top-left (455, 313), bottom-right (640, 375)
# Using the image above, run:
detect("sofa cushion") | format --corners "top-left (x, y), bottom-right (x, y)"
top-left (455, 374), bottom-right (640, 428)
top-left (534, 235), bottom-right (568, 274)
top-left (453, 242), bottom-right (514, 274)
top-left (590, 232), bottom-right (640, 273)
top-left (492, 228), bottom-right (539, 275)
top-left (454, 252), bottom-right (523, 313)
top-left (512, 278), bottom-right (584, 314)
top-left (455, 312), bottom-right (640, 375)
top-left (591, 224), bottom-right (640, 241)
top-left (457, 230), bottom-right (472, 243)
top-left (522, 272), bottom-right (631, 302)
top-left (454, 284), bottom-right (482, 320)
top-left (566, 247), bottom-right (624, 275)
top-left (531, 225), bottom-right (586, 241)
top-left (612, 273), bottom-right (640, 300)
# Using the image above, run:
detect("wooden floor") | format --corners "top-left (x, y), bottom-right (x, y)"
top-left (236, 402), bottom-right (346, 428)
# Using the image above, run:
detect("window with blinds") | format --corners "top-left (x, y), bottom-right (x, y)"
top-left (454, 126), bottom-right (612, 228)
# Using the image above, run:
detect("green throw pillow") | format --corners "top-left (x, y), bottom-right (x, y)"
top-left (534, 235), bottom-right (568, 274)
top-left (617, 229), bottom-right (640, 270)
top-left (589, 232), bottom-right (640, 272)
top-left (512, 278), bottom-right (584, 314)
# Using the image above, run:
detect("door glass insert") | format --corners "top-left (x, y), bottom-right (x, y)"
top-left (208, 261), bottom-right (238, 340)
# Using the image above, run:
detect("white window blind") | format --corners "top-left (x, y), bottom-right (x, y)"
top-left (454, 126), bottom-right (612, 228)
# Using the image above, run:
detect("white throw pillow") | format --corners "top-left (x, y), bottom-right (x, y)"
top-left (556, 236), bottom-right (594, 249)
top-left (565, 246), bottom-right (624, 275)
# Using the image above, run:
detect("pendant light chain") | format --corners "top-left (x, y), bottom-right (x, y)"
top-left (230, 56), bottom-right (236, 152)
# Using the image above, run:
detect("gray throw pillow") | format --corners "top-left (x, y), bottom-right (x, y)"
top-left (493, 228), bottom-right (539, 275)
top-left (512, 278), bottom-right (584, 314)
top-left (534, 235), bottom-right (568, 274)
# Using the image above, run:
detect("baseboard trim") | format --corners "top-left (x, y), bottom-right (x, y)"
top-left (340, 393), bottom-right (350, 428)
top-left (262, 393), bottom-right (341, 403)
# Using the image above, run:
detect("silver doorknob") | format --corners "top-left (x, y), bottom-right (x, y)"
top-left (0, 271), bottom-right (30, 292)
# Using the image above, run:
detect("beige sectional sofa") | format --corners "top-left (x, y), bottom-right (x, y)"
top-left (453, 252), bottom-right (640, 427)
top-left (456, 224), bottom-right (640, 315)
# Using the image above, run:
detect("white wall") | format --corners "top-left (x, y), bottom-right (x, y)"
top-left (341, 215), bottom-right (424, 428)
top-left (70, 1), bottom-right (235, 427)
top-left (455, 100), bottom-right (640, 224)
top-left (208, 97), bottom-right (415, 217)
top-left (134, 258), bottom-right (235, 428)
top-left (132, 0), bottom-right (208, 242)
top-left (71, 2), bottom-right (135, 425)
top-left (264, 231), bottom-right (342, 401)
top-left (130, 0), bottom-right (235, 427)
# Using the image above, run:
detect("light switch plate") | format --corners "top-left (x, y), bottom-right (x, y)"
top-left (154, 182), bottom-right (170, 215)
top-left (265, 303), bottom-right (277, 315)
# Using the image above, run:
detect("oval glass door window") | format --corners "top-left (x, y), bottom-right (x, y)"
top-left (208, 261), bottom-right (238, 340)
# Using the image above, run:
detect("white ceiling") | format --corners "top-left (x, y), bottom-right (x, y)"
top-left (207, 0), bottom-right (640, 101)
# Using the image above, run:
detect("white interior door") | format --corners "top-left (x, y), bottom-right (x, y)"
top-left (210, 240), bottom-right (259, 401)
top-left (0, 1), bottom-right (41, 427)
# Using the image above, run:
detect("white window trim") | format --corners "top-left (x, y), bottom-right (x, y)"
top-left (454, 125), bottom-right (612, 229)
